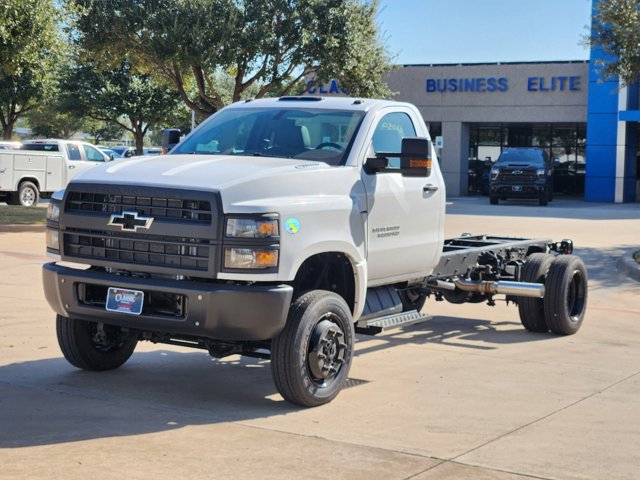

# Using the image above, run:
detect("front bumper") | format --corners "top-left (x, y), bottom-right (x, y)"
top-left (42, 262), bottom-right (293, 341)
top-left (490, 182), bottom-right (546, 197)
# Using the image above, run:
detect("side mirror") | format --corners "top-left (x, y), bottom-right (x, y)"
top-left (399, 137), bottom-right (432, 177)
top-left (108, 153), bottom-right (114, 161)
top-left (162, 128), bottom-right (181, 154)
top-left (365, 137), bottom-right (432, 177)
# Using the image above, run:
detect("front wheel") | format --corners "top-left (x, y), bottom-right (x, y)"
top-left (56, 315), bottom-right (138, 370)
top-left (538, 190), bottom-right (548, 206)
top-left (271, 290), bottom-right (354, 407)
top-left (490, 195), bottom-right (499, 205)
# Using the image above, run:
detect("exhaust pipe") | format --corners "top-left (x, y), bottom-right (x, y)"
top-left (453, 278), bottom-right (545, 299)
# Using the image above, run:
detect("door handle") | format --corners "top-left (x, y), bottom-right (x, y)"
top-left (423, 184), bottom-right (439, 193)
top-left (0, 169), bottom-right (5, 174)
top-left (69, 165), bottom-right (76, 169)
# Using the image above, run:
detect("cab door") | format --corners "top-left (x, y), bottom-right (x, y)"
top-left (65, 143), bottom-right (104, 181)
top-left (361, 110), bottom-right (443, 283)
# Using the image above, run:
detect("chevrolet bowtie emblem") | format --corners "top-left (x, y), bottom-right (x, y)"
top-left (108, 211), bottom-right (154, 232)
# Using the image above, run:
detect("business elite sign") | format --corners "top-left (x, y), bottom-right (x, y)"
top-left (426, 75), bottom-right (582, 94)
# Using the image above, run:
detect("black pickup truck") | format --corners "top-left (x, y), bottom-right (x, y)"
top-left (489, 148), bottom-right (553, 206)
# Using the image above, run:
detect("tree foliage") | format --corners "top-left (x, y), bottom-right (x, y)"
top-left (68, 0), bottom-right (392, 116)
top-left (0, 0), bottom-right (65, 139)
top-left (62, 59), bottom-right (182, 153)
top-left (27, 103), bottom-right (85, 139)
top-left (85, 119), bottom-right (126, 145)
top-left (591, 0), bottom-right (640, 85)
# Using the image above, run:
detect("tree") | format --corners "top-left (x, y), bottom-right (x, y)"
top-left (0, 0), bottom-right (65, 139)
top-left (591, 0), bottom-right (640, 86)
top-left (27, 104), bottom-right (85, 139)
top-left (85, 119), bottom-right (125, 144)
top-left (68, 0), bottom-right (392, 117)
top-left (62, 59), bottom-right (182, 154)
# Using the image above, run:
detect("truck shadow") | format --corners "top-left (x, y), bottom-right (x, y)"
top-left (0, 350), bottom-right (297, 449)
top-left (355, 315), bottom-right (552, 356)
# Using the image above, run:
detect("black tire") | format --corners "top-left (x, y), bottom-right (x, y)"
top-left (543, 255), bottom-right (588, 335)
top-left (518, 253), bottom-right (554, 332)
top-left (538, 191), bottom-right (548, 206)
top-left (12, 181), bottom-right (39, 207)
top-left (490, 195), bottom-right (499, 205)
top-left (399, 287), bottom-right (427, 312)
top-left (56, 315), bottom-right (138, 371)
top-left (271, 290), bottom-right (354, 407)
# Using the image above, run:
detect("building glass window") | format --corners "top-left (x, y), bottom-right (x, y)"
top-left (467, 123), bottom-right (586, 196)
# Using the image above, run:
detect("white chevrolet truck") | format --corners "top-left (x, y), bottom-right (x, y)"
top-left (42, 97), bottom-right (587, 406)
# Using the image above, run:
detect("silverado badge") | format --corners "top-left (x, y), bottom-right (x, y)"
top-left (108, 211), bottom-right (154, 232)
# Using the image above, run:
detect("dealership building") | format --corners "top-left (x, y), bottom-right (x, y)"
top-left (379, 4), bottom-right (639, 203)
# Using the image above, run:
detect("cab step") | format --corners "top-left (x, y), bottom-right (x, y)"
top-left (355, 310), bottom-right (431, 335)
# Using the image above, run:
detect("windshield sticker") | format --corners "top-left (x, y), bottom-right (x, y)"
top-left (285, 218), bottom-right (300, 234)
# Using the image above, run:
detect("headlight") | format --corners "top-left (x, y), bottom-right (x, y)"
top-left (536, 168), bottom-right (546, 179)
top-left (225, 216), bottom-right (279, 238)
top-left (47, 203), bottom-right (60, 223)
top-left (490, 168), bottom-right (500, 180)
top-left (46, 229), bottom-right (60, 252)
top-left (224, 248), bottom-right (279, 269)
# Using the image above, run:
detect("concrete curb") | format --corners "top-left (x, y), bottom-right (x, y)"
top-left (618, 252), bottom-right (640, 283)
top-left (0, 224), bottom-right (46, 233)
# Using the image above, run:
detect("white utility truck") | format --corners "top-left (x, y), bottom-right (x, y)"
top-left (42, 97), bottom-right (587, 406)
top-left (0, 139), bottom-right (111, 206)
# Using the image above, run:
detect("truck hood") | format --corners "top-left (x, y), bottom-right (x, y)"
top-left (74, 154), bottom-right (332, 190)
top-left (70, 154), bottom-right (358, 212)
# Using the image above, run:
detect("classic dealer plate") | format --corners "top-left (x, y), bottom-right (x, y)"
top-left (106, 287), bottom-right (144, 315)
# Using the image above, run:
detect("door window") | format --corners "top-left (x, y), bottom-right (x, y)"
top-left (371, 112), bottom-right (416, 168)
top-left (67, 144), bottom-right (82, 161)
top-left (83, 145), bottom-right (106, 162)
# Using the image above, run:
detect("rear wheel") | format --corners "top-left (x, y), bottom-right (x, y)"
top-left (11, 181), bottom-right (39, 207)
top-left (56, 315), bottom-right (138, 370)
top-left (518, 253), bottom-right (554, 332)
top-left (271, 290), bottom-right (354, 407)
top-left (543, 255), bottom-right (588, 335)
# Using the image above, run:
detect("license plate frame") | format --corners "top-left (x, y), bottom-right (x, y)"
top-left (106, 287), bottom-right (144, 316)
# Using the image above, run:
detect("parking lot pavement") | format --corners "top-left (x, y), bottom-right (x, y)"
top-left (1, 199), bottom-right (639, 480)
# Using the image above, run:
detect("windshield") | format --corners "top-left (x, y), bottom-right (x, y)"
top-left (496, 150), bottom-right (545, 166)
top-left (172, 107), bottom-right (365, 165)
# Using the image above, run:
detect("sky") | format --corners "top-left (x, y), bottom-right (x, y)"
top-left (377, 0), bottom-right (593, 65)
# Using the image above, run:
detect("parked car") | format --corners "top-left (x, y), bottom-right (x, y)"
top-left (97, 147), bottom-right (119, 160)
top-left (0, 139), bottom-right (111, 206)
top-left (110, 146), bottom-right (136, 158)
top-left (489, 148), bottom-right (553, 206)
